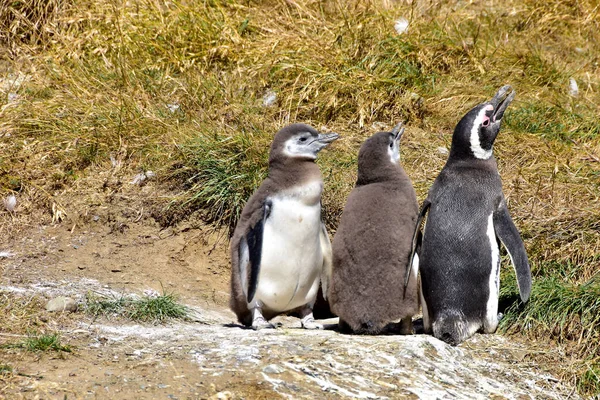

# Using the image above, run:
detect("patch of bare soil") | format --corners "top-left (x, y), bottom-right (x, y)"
top-left (0, 174), bottom-right (580, 399)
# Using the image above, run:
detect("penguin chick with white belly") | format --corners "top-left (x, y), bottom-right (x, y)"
top-left (230, 123), bottom-right (339, 330)
top-left (329, 123), bottom-right (419, 335)
top-left (406, 85), bottom-right (532, 345)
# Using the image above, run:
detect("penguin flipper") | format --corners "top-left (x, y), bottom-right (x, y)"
top-left (243, 200), bottom-right (272, 303)
top-left (493, 203), bottom-right (532, 302)
top-left (319, 222), bottom-right (333, 300)
top-left (404, 200), bottom-right (430, 292)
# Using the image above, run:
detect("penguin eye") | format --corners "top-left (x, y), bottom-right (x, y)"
top-left (299, 137), bottom-right (308, 142)
top-left (389, 142), bottom-right (393, 149)
top-left (482, 116), bottom-right (490, 127)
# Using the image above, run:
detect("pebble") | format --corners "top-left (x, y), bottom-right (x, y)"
top-left (262, 90), bottom-right (277, 107)
top-left (569, 78), bottom-right (579, 97)
top-left (394, 17), bottom-right (409, 34)
top-left (262, 364), bottom-right (284, 374)
top-left (210, 391), bottom-right (233, 400)
top-left (3, 195), bottom-right (16, 212)
top-left (46, 296), bottom-right (78, 312)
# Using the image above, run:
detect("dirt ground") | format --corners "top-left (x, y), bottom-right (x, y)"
top-left (0, 173), bottom-right (580, 399)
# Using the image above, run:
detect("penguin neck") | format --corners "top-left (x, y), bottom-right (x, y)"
top-left (268, 157), bottom-right (323, 190)
top-left (445, 150), bottom-right (498, 169)
top-left (356, 162), bottom-right (406, 186)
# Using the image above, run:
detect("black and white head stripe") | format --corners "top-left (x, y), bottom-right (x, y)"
top-left (469, 105), bottom-right (494, 160)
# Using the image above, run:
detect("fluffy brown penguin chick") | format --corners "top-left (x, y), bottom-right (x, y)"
top-left (329, 123), bottom-right (419, 335)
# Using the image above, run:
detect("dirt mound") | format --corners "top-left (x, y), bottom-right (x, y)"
top-left (0, 194), bottom-right (578, 398)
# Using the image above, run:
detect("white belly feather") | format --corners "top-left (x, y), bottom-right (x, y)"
top-left (484, 213), bottom-right (501, 332)
top-left (254, 183), bottom-right (324, 312)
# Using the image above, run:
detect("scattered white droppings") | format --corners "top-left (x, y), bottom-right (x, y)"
top-left (0, 281), bottom-right (575, 399)
top-left (0, 285), bottom-right (28, 293)
top-left (283, 362), bottom-right (381, 399)
top-left (130, 171), bottom-right (155, 185)
top-left (191, 352), bottom-right (207, 365)
top-left (261, 373), bottom-right (295, 400)
top-left (143, 289), bottom-right (160, 298)
top-left (0, 251), bottom-right (14, 258)
top-left (375, 352), bottom-right (397, 368)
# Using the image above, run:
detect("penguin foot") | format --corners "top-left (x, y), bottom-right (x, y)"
top-left (399, 317), bottom-right (414, 335)
top-left (252, 316), bottom-right (275, 330)
top-left (251, 307), bottom-right (274, 330)
top-left (301, 314), bottom-right (323, 330)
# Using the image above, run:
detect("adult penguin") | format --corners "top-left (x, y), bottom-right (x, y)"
top-left (406, 85), bottom-right (531, 345)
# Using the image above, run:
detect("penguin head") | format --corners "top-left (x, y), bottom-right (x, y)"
top-left (270, 123), bottom-right (339, 163)
top-left (450, 85), bottom-right (516, 160)
top-left (357, 123), bottom-right (405, 184)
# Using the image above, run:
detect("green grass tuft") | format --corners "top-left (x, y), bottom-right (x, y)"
top-left (505, 102), bottom-right (600, 141)
top-left (24, 333), bottom-right (72, 353)
top-left (579, 363), bottom-right (600, 396)
top-left (176, 125), bottom-right (269, 231)
top-left (501, 275), bottom-right (600, 352)
top-left (86, 290), bottom-right (188, 323)
top-left (500, 274), bottom-right (600, 396)
top-left (2, 333), bottom-right (72, 353)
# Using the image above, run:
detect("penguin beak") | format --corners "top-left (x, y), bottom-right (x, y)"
top-left (391, 122), bottom-right (405, 141)
top-left (316, 133), bottom-right (340, 145)
top-left (490, 85), bottom-right (516, 122)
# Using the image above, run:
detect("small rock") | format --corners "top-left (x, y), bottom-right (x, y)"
top-left (437, 146), bottom-right (449, 155)
top-left (262, 90), bottom-right (277, 107)
top-left (210, 391), bottom-right (233, 400)
top-left (111, 266), bottom-right (123, 273)
top-left (46, 296), bottom-right (78, 312)
top-left (262, 364), bottom-right (284, 374)
top-left (167, 103), bottom-right (180, 113)
top-left (3, 195), bottom-right (16, 212)
top-left (568, 78), bottom-right (578, 97)
top-left (394, 17), bottom-right (409, 34)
